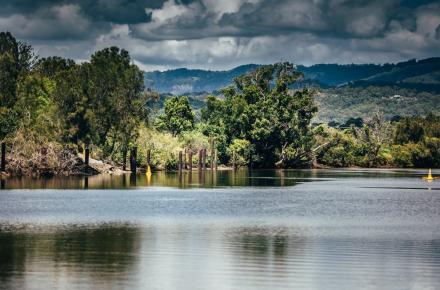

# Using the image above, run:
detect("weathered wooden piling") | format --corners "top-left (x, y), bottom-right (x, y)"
top-left (130, 147), bottom-right (137, 173)
top-left (184, 149), bottom-right (187, 169)
top-left (202, 149), bottom-right (206, 170)
top-left (188, 150), bottom-right (193, 171)
top-left (198, 149), bottom-right (202, 170)
top-left (1, 142), bottom-right (5, 172)
top-left (178, 151), bottom-right (183, 171)
top-left (210, 140), bottom-right (215, 170)
top-left (232, 151), bottom-right (236, 171)
top-left (84, 146), bottom-right (90, 166)
top-left (122, 149), bottom-right (127, 171)
top-left (215, 149), bottom-right (218, 170)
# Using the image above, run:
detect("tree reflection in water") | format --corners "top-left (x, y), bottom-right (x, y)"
top-left (0, 224), bottom-right (141, 289)
top-left (0, 169), bottom-right (311, 190)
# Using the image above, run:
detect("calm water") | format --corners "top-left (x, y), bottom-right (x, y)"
top-left (0, 169), bottom-right (439, 290)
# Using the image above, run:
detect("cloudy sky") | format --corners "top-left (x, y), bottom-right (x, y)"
top-left (1, 0), bottom-right (439, 71)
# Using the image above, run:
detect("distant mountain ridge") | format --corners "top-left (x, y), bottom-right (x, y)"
top-left (144, 57), bottom-right (440, 94)
top-left (144, 64), bottom-right (260, 94)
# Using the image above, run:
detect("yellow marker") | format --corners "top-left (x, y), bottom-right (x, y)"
top-left (423, 168), bottom-right (434, 181)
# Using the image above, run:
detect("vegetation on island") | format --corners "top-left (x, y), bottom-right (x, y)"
top-left (0, 31), bottom-right (439, 176)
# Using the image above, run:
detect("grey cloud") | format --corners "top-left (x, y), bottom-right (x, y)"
top-left (0, 0), bottom-right (439, 70)
top-left (0, 3), bottom-right (103, 40)
top-left (225, 0), bottom-right (400, 38)
top-left (0, 0), bottom-right (163, 23)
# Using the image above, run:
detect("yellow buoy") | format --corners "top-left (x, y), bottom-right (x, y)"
top-left (423, 168), bottom-right (434, 181)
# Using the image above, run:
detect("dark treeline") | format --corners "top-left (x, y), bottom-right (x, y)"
top-left (0, 31), bottom-right (438, 175)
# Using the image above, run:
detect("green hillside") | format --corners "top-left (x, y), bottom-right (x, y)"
top-left (315, 86), bottom-right (440, 123)
top-left (144, 58), bottom-right (440, 123)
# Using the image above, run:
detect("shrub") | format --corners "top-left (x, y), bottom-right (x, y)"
top-left (135, 125), bottom-right (182, 170)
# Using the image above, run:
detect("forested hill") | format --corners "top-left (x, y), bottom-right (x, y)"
top-left (144, 64), bottom-right (260, 94)
top-left (144, 57), bottom-right (440, 94)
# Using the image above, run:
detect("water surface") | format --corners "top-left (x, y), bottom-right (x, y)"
top-left (0, 169), bottom-right (439, 290)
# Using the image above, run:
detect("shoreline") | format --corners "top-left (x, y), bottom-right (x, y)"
top-left (1, 165), bottom-right (437, 179)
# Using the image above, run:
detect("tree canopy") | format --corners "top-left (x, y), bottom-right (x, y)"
top-left (202, 62), bottom-right (317, 168)
top-left (155, 96), bottom-right (195, 136)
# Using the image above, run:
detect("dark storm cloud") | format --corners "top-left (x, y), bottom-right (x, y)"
top-left (216, 0), bottom-right (399, 38)
top-left (0, 0), bottom-right (439, 69)
top-left (0, 0), bottom-right (163, 23)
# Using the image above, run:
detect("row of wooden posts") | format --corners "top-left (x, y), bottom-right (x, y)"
top-left (81, 146), bottom-right (217, 173)
top-left (126, 147), bottom-right (218, 173)
top-left (0, 142), bottom-right (218, 174)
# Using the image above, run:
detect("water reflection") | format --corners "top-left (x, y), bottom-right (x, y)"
top-left (1, 168), bottom-right (437, 190)
top-left (1, 169), bottom-right (440, 289)
top-left (1, 224), bottom-right (440, 290)
top-left (0, 169), bottom-right (309, 190)
top-left (0, 225), bottom-right (141, 290)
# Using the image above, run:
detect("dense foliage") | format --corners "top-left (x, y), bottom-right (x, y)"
top-left (201, 62), bottom-right (317, 168)
top-left (0, 32), bottom-right (150, 174)
top-left (315, 113), bottom-right (440, 168)
top-left (0, 31), bottom-right (438, 175)
top-left (155, 96), bottom-right (195, 135)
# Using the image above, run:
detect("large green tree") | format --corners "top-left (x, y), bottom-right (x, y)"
top-left (0, 32), bottom-right (35, 139)
top-left (35, 56), bottom-right (75, 79)
top-left (156, 96), bottom-right (195, 136)
top-left (53, 47), bottom-right (146, 158)
top-left (203, 62), bottom-right (317, 168)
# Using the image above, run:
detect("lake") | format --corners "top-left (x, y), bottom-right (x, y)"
top-left (0, 169), bottom-right (439, 290)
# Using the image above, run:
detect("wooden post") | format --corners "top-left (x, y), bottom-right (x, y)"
top-left (184, 149), bottom-right (187, 170)
top-left (84, 146), bottom-right (90, 166)
top-left (178, 151), bottom-right (183, 171)
top-left (188, 150), bottom-right (193, 171)
top-left (198, 149), bottom-right (202, 170)
top-left (215, 149), bottom-right (218, 170)
top-left (147, 149), bottom-right (151, 166)
top-left (232, 151), bottom-right (236, 171)
top-left (1, 142), bottom-right (5, 172)
top-left (210, 140), bottom-right (215, 170)
top-left (130, 147), bottom-right (137, 173)
top-left (202, 149), bottom-right (206, 170)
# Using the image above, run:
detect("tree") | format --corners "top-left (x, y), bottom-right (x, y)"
top-left (155, 96), bottom-right (195, 136)
top-left (227, 138), bottom-right (251, 168)
top-left (200, 95), bottom-right (228, 163)
top-left (394, 117), bottom-right (425, 144)
top-left (342, 117), bottom-right (364, 128)
top-left (35, 56), bottom-right (75, 78)
top-left (203, 62), bottom-right (317, 168)
top-left (53, 47), bottom-right (147, 160)
top-left (54, 64), bottom-right (95, 145)
top-left (0, 32), bottom-right (35, 139)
